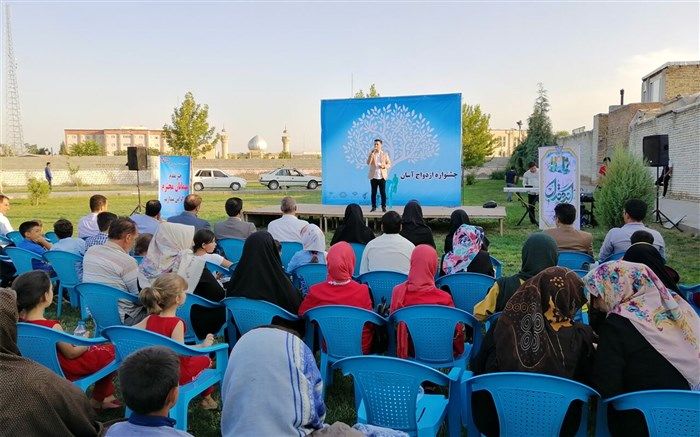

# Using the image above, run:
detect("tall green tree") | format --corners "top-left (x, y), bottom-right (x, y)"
top-left (58, 141), bottom-right (68, 155)
top-left (163, 92), bottom-right (217, 158)
top-left (69, 140), bottom-right (105, 156)
top-left (354, 83), bottom-right (380, 98)
top-left (461, 103), bottom-right (497, 168)
top-left (510, 83), bottom-right (554, 173)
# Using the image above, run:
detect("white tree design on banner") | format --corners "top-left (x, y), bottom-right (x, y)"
top-left (343, 104), bottom-right (439, 168)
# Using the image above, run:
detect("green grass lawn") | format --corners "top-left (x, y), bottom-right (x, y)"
top-left (7, 179), bottom-right (699, 435)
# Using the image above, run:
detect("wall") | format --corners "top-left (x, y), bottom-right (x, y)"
top-left (556, 130), bottom-right (595, 185)
top-left (663, 64), bottom-right (700, 101)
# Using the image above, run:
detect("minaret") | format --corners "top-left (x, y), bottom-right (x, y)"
top-left (220, 127), bottom-right (229, 159)
top-left (281, 125), bottom-right (291, 155)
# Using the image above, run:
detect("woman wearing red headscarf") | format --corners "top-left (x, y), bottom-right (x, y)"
top-left (390, 244), bottom-right (465, 359)
top-left (298, 242), bottom-right (374, 353)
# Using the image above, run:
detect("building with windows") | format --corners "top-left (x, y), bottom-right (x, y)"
top-left (489, 128), bottom-right (525, 157)
top-left (641, 61), bottom-right (700, 103)
top-left (64, 127), bottom-right (169, 155)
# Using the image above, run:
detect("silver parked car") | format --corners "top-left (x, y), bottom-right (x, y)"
top-left (192, 169), bottom-right (247, 191)
top-left (259, 167), bottom-right (322, 190)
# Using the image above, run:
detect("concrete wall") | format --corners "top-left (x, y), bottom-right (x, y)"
top-left (556, 130), bottom-right (596, 185)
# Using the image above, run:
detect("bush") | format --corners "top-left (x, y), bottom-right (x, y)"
top-left (69, 140), bottom-right (105, 156)
top-left (594, 147), bottom-right (655, 229)
top-left (490, 170), bottom-right (506, 180)
top-left (465, 172), bottom-right (477, 185)
top-left (27, 177), bottom-right (50, 206)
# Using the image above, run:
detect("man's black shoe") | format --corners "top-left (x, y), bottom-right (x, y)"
top-left (370, 207), bottom-right (377, 212)
top-left (382, 207), bottom-right (387, 212)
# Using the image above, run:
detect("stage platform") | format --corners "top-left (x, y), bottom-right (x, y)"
top-left (243, 204), bottom-right (507, 235)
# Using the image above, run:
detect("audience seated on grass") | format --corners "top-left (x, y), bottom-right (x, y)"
top-left (192, 229), bottom-right (233, 269)
top-left (622, 242), bottom-right (680, 292)
top-left (0, 194), bottom-right (12, 237)
top-left (329, 203), bottom-right (375, 246)
top-left (586, 261), bottom-right (700, 437)
top-left (287, 224), bottom-right (327, 273)
top-left (359, 211), bottom-right (415, 275)
top-left (390, 244), bottom-right (465, 359)
top-left (214, 197), bottom-right (256, 240)
top-left (474, 233), bottom-right (558, 321)
top-left (14, 271), bottom-right (119, 410)
top-left (599, 198), bottom-right (665, 261)
top-left (543, 203), bottom-right (593, 256)
top-left (78, 194), bottom-right (108, 239)
top-left (105, 346), bottom-right (192, 437)
top-left (267, 196), bottom-right (309, 244)
top-left (134, 273), bottom-right (218, 410)
top-left (16, 220), bottom-right (54, 274)
top-left (139, 222), bottom-right (225, 340)
top-left (130, 199), bottom-right (162, 236)
top-left (167, 194), bottom-right (211, 231)
top-left (51, 218), bottom-right (86, 256)
top-left (134, 233), bottom-right (153, 257)
top-left (85, 212), bottom-right (117, 249)
top-left (298, 241), bottom-right (374, 353)
top-left (471, 266), bottom-right (594, 437)
top-left (441, 224), bottom-right (494, 277)
top-left (0, 288), bottom-right (102, 436)
top-left (399, 200), bottom-right (436, 248)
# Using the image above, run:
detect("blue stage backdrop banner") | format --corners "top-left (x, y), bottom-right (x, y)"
top-left (159, 156), bottom-right (191, 219)
top-left (321, 93), bottom-right (462, 207)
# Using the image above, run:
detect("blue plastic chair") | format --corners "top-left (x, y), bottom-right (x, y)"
top-left (558, 251), bottom-right (595, 270)
top-left (488, 255), bottom-right (503, 278)
top-left (222, 297), bottom-right (301, 347)
top-left (461, 371), bottom-right (599, 437)
top-left (333, 356), bottom-right (462, 437)
top-left (349, 243), bottom-right (366, 276)
top-left (44, 231), bottom-right (59, 244)
top-left (76, 283), bottom-right (140, 335)
top-left (176, 293), bottom-right (225, 343)
top-left (304, 305), bottom-right (386, 394)
top-left (390, 305), bottom-right (482, 369)
top-left (16, 322), bottom-right (118, 392)
top-left (599, 390), bottom-right (700, 437)
top-left (217, 238), bottom-right (245, 263)
top-left (43, 251), bottom-right (84, 319)
top-left (205, 261), bottom-right (232, 279)
top-left (573, 269), bottom-right (588, 278)
top-left (357, 270), bottom-right (408, 311)
top-left (601, 252), bottom-right (625, 263)
top-left (133, 255), bottom-right (144, 265)
top-left (280, 241), bottom-right (303, 270)
top-left (291, 263), bottom-right (328, 295)
top-left (679, 283), bottom-right (700, 301)
top-left (5, 230), bottom-right (22, 245)
top-left (4, 246), bottom-right (46, 275)
top-left (102, 326), bottom-right (228, 431)
top-left (436, 272), bottom-right (496, 314)
top-left (0, 234), bottom-right (12, 246)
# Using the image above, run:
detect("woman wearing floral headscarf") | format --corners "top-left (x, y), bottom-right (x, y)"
top-left (441, 224), bottom-right (494, 277)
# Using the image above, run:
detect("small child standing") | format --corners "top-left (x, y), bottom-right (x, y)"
top-left (14, 271), bottom-right (118, 409)
top-left (134, 272), bottom-right (218, 410)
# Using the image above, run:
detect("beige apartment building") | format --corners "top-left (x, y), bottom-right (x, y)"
top-left (489, 128), bottom-right (525, 157)
top-left (64, 127), bottom-right (170, 155)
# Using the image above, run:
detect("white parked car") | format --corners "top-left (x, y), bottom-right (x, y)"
top-left (192, 169), bottom-right (247, 191)
top-left (259, 167), bottom-right (322, 190)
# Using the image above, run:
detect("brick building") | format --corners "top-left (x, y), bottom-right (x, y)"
top-left (641, 61), bottom-right (700, 103)
top-left (64, 127), bottom-right (170, 155)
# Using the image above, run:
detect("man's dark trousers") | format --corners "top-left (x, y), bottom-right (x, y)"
top-left (370, 178), bottom-right (387, 209)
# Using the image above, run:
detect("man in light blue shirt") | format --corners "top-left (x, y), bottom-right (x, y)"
top-left (599, 198), bottom-right (665, 260)
top-left (51, 219), bottom-right (86, 256)
top-left (131, 200), bottom-right (162, 235)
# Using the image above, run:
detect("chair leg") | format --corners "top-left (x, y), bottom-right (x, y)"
top-left (320, 353), bottom-right (332, 395)
top-left (173, 397), bottom-right (189, 431)
top-left (56, 286), bottom-right (63, 318)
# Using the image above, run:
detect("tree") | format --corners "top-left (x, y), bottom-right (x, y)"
top-left (58, 141), bottom-right (68, 155)
top-left (461, 103), bottom-right (497, 168)
top-left (69, 140), bottom-right (105, 156)
top-left (162, 91), bottom-right (218, 158)
top-left (354, 83), bottom-right (380, 98)
top-left (554, 130), bottom-right (569, 141)
top-left (25, 144), bottom-right (50, 155)
top-left (510, 83), bottom-right (554, 173)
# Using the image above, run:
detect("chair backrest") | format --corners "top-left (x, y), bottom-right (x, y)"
top-left (557, 251), bottom-right (595, 270)
top-left (357, 271), bottom-right (408, 310)
top-left (305, 305), bottom-right (385, 359)
top-left (218, 238), bottom-right (245, 263)
top-left (102, 326), bottom-right (196, 361)
top-left (280, 241), bottom-right (303, 270)
top-left (605, 390), bottom-right (700, 437)
top-left (43, 251), bottom-right (83, 287)
top-left (678, 283), bottom-right (700, 302)
top-left (490, 256), bottom-right (503, 278)
top-left (349, 243), bottom-right (366, 277)
top-left (5, 231), bottom-right (23, 245)
top-left (175, 293), bottom-right (223, 343)
top-left (76, 283), bottom-right (139, 334)
top-left (572, 269), bottom-right (588, 278)
top-left (291, 263), bottom-right (328, 295)
top-left (205, 261), bottom-right (231, 278)
top-left (435, 272), bottom-right (496, 313)
top-left (133, 255), bottom-right (144, 265)
top-left (16, 322), bottom-right (67, 377)
top-left (0, 234), bottom-right (12, 246)
top-left (4, 247), bottom-right (43, 274)
top-left (601, 252), bottom-right (625, 263)
top-left (222, 297), bottom-right (299, 336)
top-left (466, 372), bottom-right (598, 437)
top-left (44, 231), bottom-right (59, 244)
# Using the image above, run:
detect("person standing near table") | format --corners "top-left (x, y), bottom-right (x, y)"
top-left (522, 161), bottom-right (539, 225)
top-left (504, 166), bottom-right (518, 202)
top-left (366, 139), bottom-right (391, 212)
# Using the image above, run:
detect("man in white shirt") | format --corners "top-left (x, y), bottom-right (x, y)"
top-left (130, 199), bottom-right (161, 235)
top-left (78, 194), bottom-right (108, 239)
top-left (359, 211), bottom-right (415, 274)
top-left (599, 198), bottom-right (666, 260)
top-left (0, 195), bottom-right (12, 238)
top-left (522, 161), bottom-right (540, 225)
top-left (267, 196), bottom-right (309, 243)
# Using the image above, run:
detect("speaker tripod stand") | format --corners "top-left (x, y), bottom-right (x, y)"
top-left (651, 165), bottom-right (682, 232)
top-left (130, 168), bottom-right (145, 215)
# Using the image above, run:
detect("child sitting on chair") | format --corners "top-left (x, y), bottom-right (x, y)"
top-left (133, 272), bottom-right (218, 410)
top-left (14, 270), bottom-right (119, 410)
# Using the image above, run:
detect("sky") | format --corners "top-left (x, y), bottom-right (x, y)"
top-left (2, 1), bottom-right (699, 153)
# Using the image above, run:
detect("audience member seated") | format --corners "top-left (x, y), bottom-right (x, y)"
top-left (14, 271), bottom-right (119, 410)
top-left (390, 245), bottom-right (465, 359)
top-left (0, 288), bottom-right (102, 436)
top-left (359, 211), bottom-right (415, 275)
top-left (623, 242), bottom-right (680, 292)
top-left (474, 233), bottom-right (558, 321)
top-left (221, 326), bottom-right (362, 437)
top-left (193, 229), bottom-right (233, 269)
top-left (267, 196), bottom-right (309, 243)
top-left (226, 231), bottom-right (302, 315)
top-left (51, 218), bottom-right (86, 255)
top-left (134, 233), bottom-right (153, 257)
top-left (586, 261), bottom-right (699, 436)
top-left (16, 220), bottom-right (54, 273)
top-left (599, 198), bottom-right (665, 260)
top-left (83, 217), bottom-right (144, 325)
top-left (130, 200), bottom-right (162, 235)
top-left (105, 346), bottom-right (193, 436)
top-left (441, 224), bottom-right (494, 277)
top-left (399, 200), bottom-right (436, 248)
top-left (85, 212), bottom-right (118, 249)
top-left (0, 194), bottom-right (12, 237)
top-left (214, 197), bottom-right (256, 240)
top-left (167, 194), bottom-right (211, 231)
top-left (543, 203), bottom-right (593, 256)
top-left (139, 222), bottom-right (225, 340)
top-left (471, 267), bottom-right (594, 437)
top-left (444, 209), bottom-right (490, 253)
top-left (329, 203), bottom-right (375, 246)
top-left (78, 194), bottom-right (108, 239)
top-left (630, 229), bottom-right (654, 245)
top-left (287, 224), bottom-right (327, 272)
top-left (134, 273), bottom-right (217, 410)
top-left (298, 242), bottom-right (374, 353)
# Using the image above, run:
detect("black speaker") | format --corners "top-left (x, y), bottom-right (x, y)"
top-left (642, 135), bottom-right (669, 167)
top-left (127, 146), bottom-right (148, 170)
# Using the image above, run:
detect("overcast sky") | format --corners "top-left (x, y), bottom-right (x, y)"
top-left (3, 1), bottom-right (699, 153)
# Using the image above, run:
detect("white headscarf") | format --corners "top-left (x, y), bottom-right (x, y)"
top-left (138, 222), bottom-right (205, 293)
top-left (301, 224), bottom-right (326, 253)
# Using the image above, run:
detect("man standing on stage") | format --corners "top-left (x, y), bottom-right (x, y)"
top-left (366, 139), bottom-right (391, 212)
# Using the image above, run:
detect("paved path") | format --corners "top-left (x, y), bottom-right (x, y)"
top-left (657, 197), bottom-right (700, 233)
